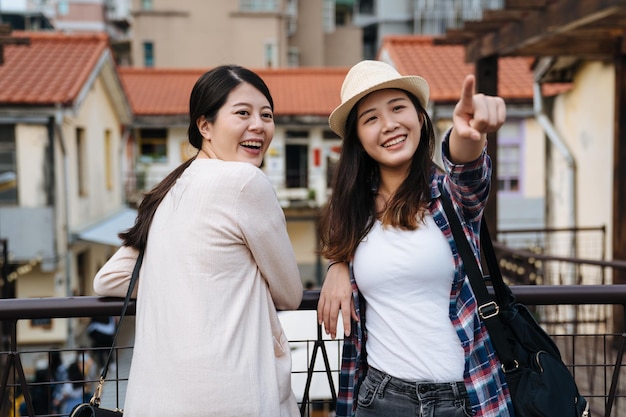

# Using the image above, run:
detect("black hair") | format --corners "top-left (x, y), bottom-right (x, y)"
top-left (120, 65), bottom-right (274, 250)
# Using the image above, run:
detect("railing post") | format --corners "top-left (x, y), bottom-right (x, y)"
top-left (298, 324), bottom-right (338, 417)
top-left (0, 320), bottom-right (33, 417)
top-left (605, 305), bottom-right (626, 417)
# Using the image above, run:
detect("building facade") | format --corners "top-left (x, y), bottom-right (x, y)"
top-left (0, 31), bottom-right (132, 345)
top-left (129, 0), bottom-right (362, 68)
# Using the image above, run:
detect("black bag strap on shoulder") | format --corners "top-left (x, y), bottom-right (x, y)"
top-left (91, 249), bottom-right (144, 406)
top-left (438, 186), bottom-right (517, 370)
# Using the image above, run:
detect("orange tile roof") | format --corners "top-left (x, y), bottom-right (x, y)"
top-left (259, 68), bottom-right (346, 116)
top-left (120, 37), bottom-right (569, 117)
top-left (117, 68), bottom-right (200, 116)
top-left (0, 31), bottom-right (109, 106)
top-left (118, 67), bottom-right (348, 117)
top-left (382, 35), bottom-right (569, 102)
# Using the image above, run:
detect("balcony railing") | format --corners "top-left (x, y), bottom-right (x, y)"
top-left (2, 286), bottom-right (626, 416)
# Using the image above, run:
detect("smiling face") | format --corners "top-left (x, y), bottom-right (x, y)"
top-left (356, 88), bottom-right (423, 175)
top-left (197, 82), bottom-right (275, 167)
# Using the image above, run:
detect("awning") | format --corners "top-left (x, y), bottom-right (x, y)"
top-left (75, 207), bottom-right (137, 246)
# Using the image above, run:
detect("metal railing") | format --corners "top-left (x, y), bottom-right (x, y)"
top-left (2, 286), bottom-right (626, 416)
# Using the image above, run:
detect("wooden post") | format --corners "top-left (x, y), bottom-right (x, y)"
top-left (475, 55), bottom-right (499, 238)
top-left (613, 40), bottom-right (626, 335)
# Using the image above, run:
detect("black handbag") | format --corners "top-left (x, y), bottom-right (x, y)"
top-left (70, 250), bottom-right (144, 417)
top-left (439, 188), bottom-right (590, 417)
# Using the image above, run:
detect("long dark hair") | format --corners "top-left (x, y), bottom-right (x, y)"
top-left (120, 65), bottom-right (274, 250)
top-left (319, 92), bottom-right (435, 262)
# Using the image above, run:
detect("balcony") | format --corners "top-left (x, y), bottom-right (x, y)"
top-left (2, 280), bottom-right (626, 416)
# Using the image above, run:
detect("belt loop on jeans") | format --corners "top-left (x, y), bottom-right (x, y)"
top-left (377, 373), bottom-right (392, 399)
top-left (450, 382), bottom-right (460, 398)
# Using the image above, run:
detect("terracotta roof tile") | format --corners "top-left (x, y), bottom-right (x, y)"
top-left (117, 68), bottom-right (200, 115)
top-left (382, 35), bottom-right (569, 102)
top-left (119, 36), bottom-right (570, 118)
top-left (118, 67), bottom-right (348, 117)
top-left (258, 68), bottom-right (347, 116)
top-left (0, 31), bottom-right (109, 106)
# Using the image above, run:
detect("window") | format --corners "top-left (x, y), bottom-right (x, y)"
top-left (286, 144), bottom-right (308, 188)
top-left (498, 144), bottom-right (520, 192)
top-left (323, 0), bottom-right (335, 33)
top-left (239, 0), bottom-right (279, 12)
top-left (265, 42), bottom-right (277, 67)
top-left (58, 0), bottom-right (69, 15)
top-left (323, 130), bottom-right (341, 188)
top-left (76, 127), bottom-right (88, 197)
top-left (358, 0), bottom-right (374, 15)
top-left (287, 47), bottom-right (299, 67)
top-left (104, 130), bottom-right (113, 190)
top-left (77, 251), bottom-right (88, 296)
top-left (326, 146), bottom-right (341, 188)
top-left (0, 125), bottom-right (17, 204)
top-left (143, 41), bottom-right (154, 67)
top-left (139, 128), bottom-right (167, 163)
top-left (286, 0), bottom-right (298, 35)
top-left (497, 121), bottom-right (523, 194)
top-left (285, 131), bottom-right (309, 189)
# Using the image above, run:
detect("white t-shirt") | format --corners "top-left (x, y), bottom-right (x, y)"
top-left (353, 212), bottom-right (465, 382)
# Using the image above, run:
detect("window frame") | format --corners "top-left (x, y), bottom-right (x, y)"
top-left (138, 128), bottom-right (168, 163)
top-left (496, 120), bottom-right (525, 196)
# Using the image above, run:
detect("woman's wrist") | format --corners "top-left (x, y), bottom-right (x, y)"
top-left (326, 260), bottom-right (345, 272)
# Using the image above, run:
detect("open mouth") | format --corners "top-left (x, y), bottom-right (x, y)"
top-left (382, 136), bottom-right (406, 148)
top-left (240, 140), bottom-right (263, 149)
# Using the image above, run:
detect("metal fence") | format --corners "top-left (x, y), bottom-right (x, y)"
top-left (2, 286), bottom-right (626, 417)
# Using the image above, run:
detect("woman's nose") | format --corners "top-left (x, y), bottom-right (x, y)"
top-left (382, 116), bottom-right (399, 133)
top-left (248, 115), bottom-right (264, 131)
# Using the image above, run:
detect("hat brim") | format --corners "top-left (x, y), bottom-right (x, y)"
top-left (328, 76), bottom-right (430, 139)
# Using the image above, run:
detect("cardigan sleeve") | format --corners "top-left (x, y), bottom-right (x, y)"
top-left (93, 245), bottom-right (141, 298)
top-left (236, 170), bottom-right (303, 310)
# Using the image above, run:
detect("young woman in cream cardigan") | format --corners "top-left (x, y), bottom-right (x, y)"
top-left (94, 65), bottom-right (303, 417)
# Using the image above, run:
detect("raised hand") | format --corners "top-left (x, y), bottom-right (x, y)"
top-left (449, 74), bottom-right (506, 163)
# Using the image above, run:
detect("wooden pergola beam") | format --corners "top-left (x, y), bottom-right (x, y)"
top-left (465, 0), bottom-right (626, 61)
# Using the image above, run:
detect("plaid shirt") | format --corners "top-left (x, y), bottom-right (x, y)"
top-left (336, 137), bottom-right (514, 417)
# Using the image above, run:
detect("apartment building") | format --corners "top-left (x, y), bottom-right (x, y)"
top-left (353, 0), bottom-right (503, 59)
top-left (0, 31), bottom-right (132, 344)
top-left (130, 0), bottom-right (362, 68)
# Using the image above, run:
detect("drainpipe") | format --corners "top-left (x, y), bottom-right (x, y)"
top-left (532, 80), bottom-right (577, 257)
top-left (54, 108), bottom-right (74, 348)
top-left (533, 65), bottom-right (578, 332)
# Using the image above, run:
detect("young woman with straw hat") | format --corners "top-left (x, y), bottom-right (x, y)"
top-left (317, 60), bottom-right (512, 417)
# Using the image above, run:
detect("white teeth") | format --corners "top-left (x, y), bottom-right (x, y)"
top-left (241, 141), bottom-right (262, 148)
top-left (383, 136), bottom-right (405, 148)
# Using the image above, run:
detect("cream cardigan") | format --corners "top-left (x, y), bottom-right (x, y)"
top-left (94, 159), bottom-right (303, 416)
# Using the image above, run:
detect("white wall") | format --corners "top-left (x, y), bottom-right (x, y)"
top-left (549, 61), bottom-right (614, 258)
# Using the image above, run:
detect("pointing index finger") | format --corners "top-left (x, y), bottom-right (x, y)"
top-left (459, 74), bottom-right (475, 109)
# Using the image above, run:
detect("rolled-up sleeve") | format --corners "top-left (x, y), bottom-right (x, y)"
top-left (93, 245), bottom-right (141, 298)
top-left (441, 132), bottom-right (492, 223)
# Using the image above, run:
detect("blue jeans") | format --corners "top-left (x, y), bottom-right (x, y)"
top-left (355, 367), bottom-right (473, 417)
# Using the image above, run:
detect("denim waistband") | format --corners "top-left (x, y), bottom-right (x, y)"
top-left (366, 366), bottom-right (466, 396)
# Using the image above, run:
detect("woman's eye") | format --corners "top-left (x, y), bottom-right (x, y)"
top-left (364, 115), bottom-right (377, 123)
top-left (393, 105), bottom-right (406, 112)
top-left (262, 112), bottom-right (274, 120)
top-left (237, 110), bottom-right (250, 116)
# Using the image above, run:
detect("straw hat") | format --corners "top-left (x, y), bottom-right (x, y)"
top-left (329, 60), bottom-right (430, 139)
